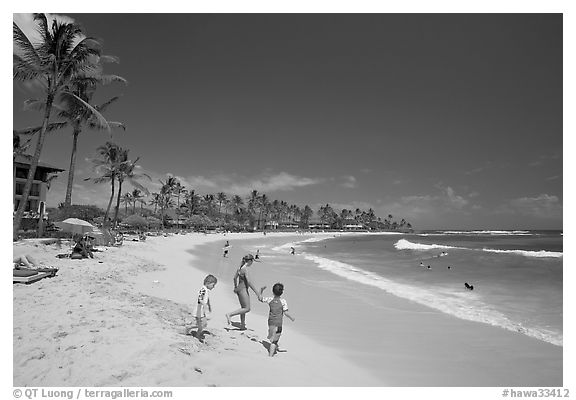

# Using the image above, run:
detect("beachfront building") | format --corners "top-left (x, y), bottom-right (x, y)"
top-left (308, 218), bottom-right (331, 230)
top-left (264, 220), bottom-right (300, 230)
top-left (13, 154), bottom-right (64, 217)
top-left (342, 216), bottom-right (365, 230)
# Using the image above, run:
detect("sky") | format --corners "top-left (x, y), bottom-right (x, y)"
top-left (12, 12), bottom-right (564, 230)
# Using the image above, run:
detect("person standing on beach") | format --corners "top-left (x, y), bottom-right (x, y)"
top-left (223, 240), bottom-right (230, 257)
top-left (189, 274), bottom-right (218, 342)
top-left (259, 283), bottom-right (295, 357)
top-left (225, 254), bottom-right (264, 330)
top-left (290, 247), bottom-right (295, 255)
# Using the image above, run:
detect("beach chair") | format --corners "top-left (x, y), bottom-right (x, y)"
top-left (13, 267), bottom-right (58, 284)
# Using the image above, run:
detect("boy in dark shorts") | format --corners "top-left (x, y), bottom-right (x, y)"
top-left (260, 283), bottom-right (295, 357)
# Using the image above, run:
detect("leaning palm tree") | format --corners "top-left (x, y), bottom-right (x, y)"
top-left (112, 155), bottom-right (150, 228)
top-left (13, 13), bottom-right (102, 238)
top-left (16, 59), bottom-right (127, 207)
top-left (84, 142), bottom-right (125, 227)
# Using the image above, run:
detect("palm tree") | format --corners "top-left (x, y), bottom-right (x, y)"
top-left (149, 193), bottom-right (161, 214)
top-left (158, 176), bottom-right (177, 228)
top-left (18, 63), bottom-right (127, 207)
top-left (216, 192), bottom-right (228, 217)
top-left (85, 142), bottom-right (124, 227)
top-left (301, 205), bottom-right (313, 228)
top-left (182, 189), bottom-right (199, 218)
top-left (172, 182), bottom-right (185, 228)
top-left (230, 195), bottom-right (244, 222)
top-left (247, 190), bottom-right (260, 228)
top-left (121, 192), bottom-right (132, 214)
top-left (13, 13), bottom-right (103, 237)
top-left (112, 155), bottom-right (150, 228)
top-left (131, 189), bottom-right (144, 214)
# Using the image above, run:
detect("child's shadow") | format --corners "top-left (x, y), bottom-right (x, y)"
top-left (224, 322), bottom-right (250, 332)
top-left (184, 329), bottom-right (212, 337)
top-left (260, 341), bottom-right (287, 353)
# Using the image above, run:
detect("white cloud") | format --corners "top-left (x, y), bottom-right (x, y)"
top-left (444, 186), bottom-right (468, 209)
top-left (341, 175), bottom-right (357, 188)
top-left (502, 194), bottom-right (562, 219)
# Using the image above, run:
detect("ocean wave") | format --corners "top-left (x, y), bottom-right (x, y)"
top-left (394, 239), bottom-right (463, 251)
top-left (395, 239), bottom-right (562, 258)
top-left (301, 253), bottom-right (562, 346)
top-left (271, 235), bottom-right (333, 252)
top-left (433, 230), bottom-right (534, 236)
top-left (481, 248), bottom-right (563, 258)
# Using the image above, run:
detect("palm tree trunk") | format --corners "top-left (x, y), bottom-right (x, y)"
top-left (64, 125), bottom-right (81, 206)
top-left (13, 93), bottom-right (54, 239)
top-left (103, 178), bottom-right (116, 229)
top-left (113, 180), bottom-right (123, 229)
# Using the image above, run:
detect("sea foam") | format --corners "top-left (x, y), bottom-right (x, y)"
top-left (394, 239), bottom-right (463, 251)
top-left (301, 252), bottom-right (562, 346)
top-left (395, 239), bottom-right (562, 258)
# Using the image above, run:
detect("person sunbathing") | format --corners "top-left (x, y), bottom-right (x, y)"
top-left (13, 254), bottom-right (40, 269)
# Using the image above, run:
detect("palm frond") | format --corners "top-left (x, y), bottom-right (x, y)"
top-left (13, 21), bottom-right (42, 68)
top-left (99, 55), bottom-right (120, 64)
top-left (22, 98), bottom-right (45, 112)
top-left (13, 55), bottom-right (42, 82)
top-left (61, 91), bottom-right (110, 131)
top-left (14, 121), bottom-right (69, 136)
top-left (98, 74), bottom-right (127, 86)
top-left (95, 96), bottom-right (121, 113)
top-left (88, 120), bottom-right (125, 131)
top-left (33, 14), bottom-right (51, 48)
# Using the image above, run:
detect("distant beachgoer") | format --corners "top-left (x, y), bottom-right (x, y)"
top-left (419, 261), bottom-right (425, 267)
top-left (290, 247), bottom-right (295, 255)
top-left (13, 254), bottom-right (39, 269)
top-left (223, 240), bottom-right (230, 257)
top-left (189, 274), bottom-right (218, 342)
top-left (447, 266), bottom-right (451, 270)
top-left (259, 283), bottom-right (295, 357)
top-left (255, 249), bottom-right (260, 261)
top-left (225, 254), bottom-right (265, 330)
top-left (464, 282), bottom-right (474, 290)
top-left (71, 235), bottom-right (94, 259)
top-left (427, 265), bottom-right (431, 269)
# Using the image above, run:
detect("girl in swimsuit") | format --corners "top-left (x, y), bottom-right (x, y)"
top-left (225, 254), bottom-right (264, 330)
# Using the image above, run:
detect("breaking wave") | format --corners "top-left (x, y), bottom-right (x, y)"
top-left (301, 252), bottom-right (562, 346)
top-left (394, 239), bottom-right (562, 258)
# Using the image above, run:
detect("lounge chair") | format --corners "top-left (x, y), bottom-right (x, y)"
top-left (13, 267), bottom-right (58, 284)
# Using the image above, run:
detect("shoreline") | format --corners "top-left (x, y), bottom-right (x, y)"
top-left (13, 231), bottom-right (562, 386)
top-left (13, 232), bottom-right (382, 387)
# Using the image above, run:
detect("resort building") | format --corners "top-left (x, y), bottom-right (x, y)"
top-left (307, 218), bottom-right (331, 230)
top-left (13, 154), bottom-right (64, 217)
top-left (342, 216), bottom-right (365, 230)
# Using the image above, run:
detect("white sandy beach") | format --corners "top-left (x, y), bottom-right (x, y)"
top-left (13, 231), bottom-right (563, 387)
top-left (12, 232), bottom-right (382, 387)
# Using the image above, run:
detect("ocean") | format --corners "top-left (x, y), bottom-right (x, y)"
top-left (290, 230), bottom-right (563, 347)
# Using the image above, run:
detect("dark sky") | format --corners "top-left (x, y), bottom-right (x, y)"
top-left (12, 13), bottom-right (563, 229)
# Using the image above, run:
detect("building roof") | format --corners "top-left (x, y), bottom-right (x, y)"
top-left (14, 154), bottom-right (65, 172)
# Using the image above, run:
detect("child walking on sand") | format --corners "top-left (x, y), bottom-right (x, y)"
top-left (260, 283), bottom-right (295, 357)
top-left (189, 274), bottom-right (218, 342)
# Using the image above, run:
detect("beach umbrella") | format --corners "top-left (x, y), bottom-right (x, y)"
top-left (55, 218), bottom-right (96, 236)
